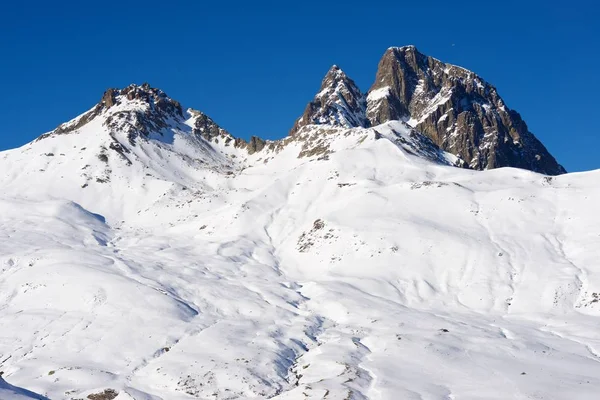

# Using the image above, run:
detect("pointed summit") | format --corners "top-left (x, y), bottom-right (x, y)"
top-left (289, 65), bottom-right (368, 136)
top-left (366, 46), bottom-right (565, 175)
top-left (36, 83), bottom-right (266, 159)
top-left (42, 83), bottom-right (187, 144)
top-left (387, 44), bottom-right (418, 52)
top-left (95, 83), bottom-right (183, 118)
top-left (366, 46), bottom-right (430, 124)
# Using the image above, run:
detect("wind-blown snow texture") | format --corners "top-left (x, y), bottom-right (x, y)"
top-left (0, 84), bottom-right (599, 400)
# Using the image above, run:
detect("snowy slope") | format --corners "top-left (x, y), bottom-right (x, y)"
top-left (0, 376), bottom-right (48, 399)
top-left (1, 87), bottom-right (600, 400)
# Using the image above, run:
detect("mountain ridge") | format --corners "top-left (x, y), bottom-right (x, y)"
top-left (30, 80), bottom-right (464, 180)
top-left (32, 45), bottom-right (565, 176)
top-left (1, 117), bottom-right (598, 398)
top-left (1, 50), bottom-right (600, 400)
top-left (284, 45), bottom-right (565, 175)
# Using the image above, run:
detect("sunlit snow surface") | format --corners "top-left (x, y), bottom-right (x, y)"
top-left (1, 113), bottom-right (599, 399)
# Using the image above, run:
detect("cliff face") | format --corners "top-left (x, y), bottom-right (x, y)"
top-left (366, 46), bottom-right (565, 174)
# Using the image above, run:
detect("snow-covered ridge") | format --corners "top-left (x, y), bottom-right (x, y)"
top-left (37, 42), bottom-right (564, 178)
top-left (0, 79), bottom-right (464, 227)
top-left (0, 51), bottom-right (595, 399)
top-left (1, 122), bottom-right (599, 398)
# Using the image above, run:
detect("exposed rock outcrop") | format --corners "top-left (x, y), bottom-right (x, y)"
top-left (366, 46), bottom-right (565, 174)
top-left (189, 109), bottom-right (231, 142)
top-left (289, 65), bottom-right (368, 136)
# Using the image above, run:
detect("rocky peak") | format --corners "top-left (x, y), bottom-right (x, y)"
top-left (100, 84), bottom-right (187, 145)
top-left (366, 46), bottom-right (565, 175)
top-left (187, 108), bottom-right (233, 143)
top-left (93, 83), bottom-right (184, 116)
top-left (366, 45), bottom-right (431, 122)
top-left (46, 84), bottom-right (186, 144)
top-left (289, 65), bottom-right (368, 136)
top-left (39, 83), bottom-right (269, 158)
top-left (118, 83), bottom-right (183, 117)
top-left (186, 109), bottom-right (267, 155)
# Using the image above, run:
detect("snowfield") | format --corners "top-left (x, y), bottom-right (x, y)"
top-left (1, 90), bottom-right (599, 399)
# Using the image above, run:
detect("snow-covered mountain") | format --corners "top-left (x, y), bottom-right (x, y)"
top-left (0, 54), bottom-right (598, 400)
top-left (291, 46), bottom-right (565, 176)
top-left (367, 46), bottom-right (566, 175)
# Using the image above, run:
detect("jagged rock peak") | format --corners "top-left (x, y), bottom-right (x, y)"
top-left (289, 65), bottom-right (368, 136)
top-left (319, 65), bottom-right (352, 88)
top-left (48, 83), bottom-right (184, 138)
top-left (39, 83), bottom-right (269, 156)
top-left (100, 83), bottom-right (183, 116)
top-left (366, 46), bottom-right (566, 175)
top-left (188, 108), bottom-right (231, 140)
top-left (186, 109), bottom-right (267, 154)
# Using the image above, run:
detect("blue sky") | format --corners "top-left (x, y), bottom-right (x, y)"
top-left (1, 0), bottom-right (597, 171)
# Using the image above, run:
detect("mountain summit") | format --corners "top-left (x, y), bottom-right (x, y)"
top-left (367, 46), bottom-right (565, 174)
top-left (291, 46), bottom-right (565, 175)
top-left (46, 83), bottom-right (185, 143)
top-left (289, 65), bottom-right (368, 136)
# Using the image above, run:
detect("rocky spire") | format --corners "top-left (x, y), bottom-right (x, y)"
top-left (366, 46), bottom-right (566, 175)
top-left (289, 65), bottom-right (368, 136)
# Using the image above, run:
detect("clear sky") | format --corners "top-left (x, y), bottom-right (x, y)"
top-left (1, 0), bottom-right (597, 172)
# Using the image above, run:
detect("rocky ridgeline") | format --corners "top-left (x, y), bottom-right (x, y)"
top-left (187, 109), bottom-right (267, 155)
top-left (38, 47), bottom-right (566, 175)
top-left (291, 46), bottom-right (565, 175)
top-left (41, 83), bottom-right (268, 155)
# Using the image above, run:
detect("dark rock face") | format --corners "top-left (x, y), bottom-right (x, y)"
top-left (366, 46), bottom-right (565, 175)
top-left (102, 88), bottom-right (117, 108)
top-left (189, 109), bottom-right (230, 141)
top-left (289, 65), bottom-right (368, 136)
top-left (287, 47), bottom-right (564, 174)
top-left (188, 109), bottom-right (267, 154)
top-left (244, 136), bottom-right (266, 154)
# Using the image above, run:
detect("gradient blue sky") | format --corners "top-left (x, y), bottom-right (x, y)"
top-left (1, 0), bottom-right (597, 171)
